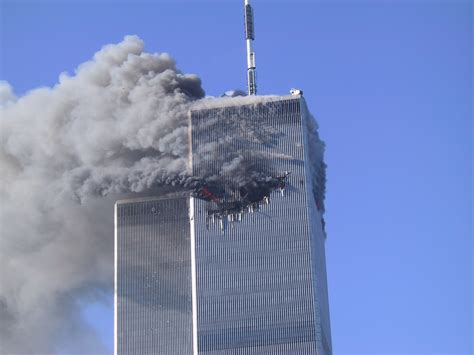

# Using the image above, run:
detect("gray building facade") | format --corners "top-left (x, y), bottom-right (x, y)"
top-left (114, 196), bottom-right (194, 354)
top-left (115, 95), bottom-right (331, 354)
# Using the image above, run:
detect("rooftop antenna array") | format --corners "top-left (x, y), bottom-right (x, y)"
top-left (244, 0), bottom-right (257, 95)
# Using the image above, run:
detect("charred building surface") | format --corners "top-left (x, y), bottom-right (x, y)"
top-left (114, 95), bottom-right (331, 355)
top-left (191, 171), bottom-right (291, 231)
top-left (189, 95), bottom-right (331, 354)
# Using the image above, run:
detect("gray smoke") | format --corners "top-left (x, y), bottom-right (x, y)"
top-left (0, 35), bottom-right (327, 354)
top-left (190, 98), bottom-right (326, 211)
top-left (0, 35), bottom-right (204, 353)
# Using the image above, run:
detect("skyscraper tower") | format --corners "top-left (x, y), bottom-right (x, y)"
top-left (115, 95), bottom-right (331, 354)
top-left (115, 2), bottom-right (331, 354)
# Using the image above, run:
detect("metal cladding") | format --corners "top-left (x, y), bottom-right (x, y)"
top-left (114, 196), bottom-right (193, 354)
top-left (189, 96), bottom-right (332, 354)
top-left (114, 96), bottom-right (332, 354)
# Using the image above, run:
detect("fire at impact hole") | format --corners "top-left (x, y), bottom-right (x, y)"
top-left (192, 171), bottom-right (291, 231)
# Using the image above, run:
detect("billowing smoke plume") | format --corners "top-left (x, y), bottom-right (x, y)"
top-left (0, 35), bottom-right (327, 353)
top-left (0, 35), bottom-right (204, 353)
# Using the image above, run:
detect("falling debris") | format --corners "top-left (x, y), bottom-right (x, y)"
top-left (193, 171), bottom-right (291, 231)
top-left (0, 34), bottom-right (326, 353)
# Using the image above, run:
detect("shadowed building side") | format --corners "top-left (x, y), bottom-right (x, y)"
top-left (114, 196), bottom-right (193, 354)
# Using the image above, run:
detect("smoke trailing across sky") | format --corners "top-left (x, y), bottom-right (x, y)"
top-left (0, 36), bottom-right (326, 353)
top-left (0, 35), bottom-right (205, 353)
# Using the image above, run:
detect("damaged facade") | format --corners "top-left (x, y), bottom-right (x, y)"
top-left (192, 171), bottom-right (291, 231)
top-left (115, 95), bottom-right (332, 354)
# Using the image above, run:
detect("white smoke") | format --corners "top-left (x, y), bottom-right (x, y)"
top-left (0, 35), bottom-right (204, 353)
top-left (0, 81), bottom-right (16, 107)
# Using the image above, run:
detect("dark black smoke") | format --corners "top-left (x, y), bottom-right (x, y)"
top-left (0, 35), bottom-right (326, 353)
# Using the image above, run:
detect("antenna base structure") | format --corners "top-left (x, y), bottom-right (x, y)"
top-left (245, 0), bottom-right (257, 95)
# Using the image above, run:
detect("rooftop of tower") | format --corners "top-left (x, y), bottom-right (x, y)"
top-left (190, 93), bottom-right (303, 112)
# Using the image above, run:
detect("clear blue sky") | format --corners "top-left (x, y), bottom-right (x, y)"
top-left (1, 0), bottom-right (472, 353)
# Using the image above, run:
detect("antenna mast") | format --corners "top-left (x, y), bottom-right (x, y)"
top-left (244, 0), bottom-right (257, 95)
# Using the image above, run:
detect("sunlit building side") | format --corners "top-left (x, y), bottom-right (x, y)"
top-left (190, 95), bottom-right (331, 354)
top-left (114, 95), bottom-right (332, 354)
top-left (114, 196), bottom-right (193, 354)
